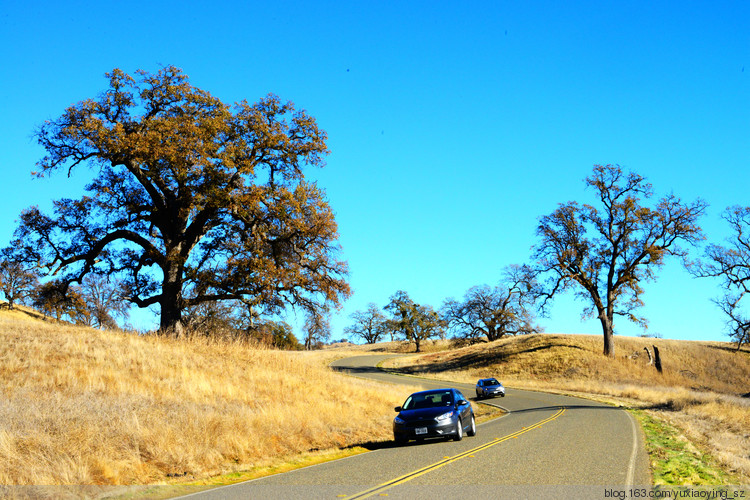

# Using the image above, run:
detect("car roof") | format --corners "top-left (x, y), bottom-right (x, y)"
top-left (408, 388), bottom-right (455, 397)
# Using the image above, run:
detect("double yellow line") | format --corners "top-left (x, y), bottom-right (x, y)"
top-left (343, 407), bottom-right (566, 499)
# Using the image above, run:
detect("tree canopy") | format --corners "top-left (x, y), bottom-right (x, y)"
top-left (12, 66), bottom-right (350, 333)
top-left (531, 164), bottom-right (707, 357)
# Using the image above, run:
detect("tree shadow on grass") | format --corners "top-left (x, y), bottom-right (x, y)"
top-left (0, 303), bottom-right (51, 322)
top-left (386, 344), bottom-right (587, 375)
top-left (705, 344), bottom-right (750, 355)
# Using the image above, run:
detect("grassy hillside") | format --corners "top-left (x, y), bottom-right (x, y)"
top-left (0, 309), bottom-right (418, 487)
top-left (379, 334), bottom-right (750, 484)
top-left (3, 303), bottom-right (748, 489)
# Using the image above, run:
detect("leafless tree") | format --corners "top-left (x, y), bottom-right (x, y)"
top-left (80, 275), bottom-right (130, 329)
top-left (692, 206), bottom-right (750, 351)
top-left (441, 265), bottom-right (538, 342)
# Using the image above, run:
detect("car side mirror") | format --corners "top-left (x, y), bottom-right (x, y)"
top-left (457, 400), bottom-right (468, 406)
top-left (394, 406), bottom-right (402, 412)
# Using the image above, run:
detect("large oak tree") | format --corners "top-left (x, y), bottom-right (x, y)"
top-left (531, 165), bottom-right (706, 357)
top-left (13, 66), bottom-right (350, 333)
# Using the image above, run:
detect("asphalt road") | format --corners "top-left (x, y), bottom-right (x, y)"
top-left (180, 354), bottom-right (650, 500)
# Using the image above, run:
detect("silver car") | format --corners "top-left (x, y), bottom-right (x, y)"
top-left (476, 378), bottom-right (505, 399)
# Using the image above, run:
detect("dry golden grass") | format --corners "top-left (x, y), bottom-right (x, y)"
top-left (381, 334), bottom-right (750, 482)
top-left (0, 313), bottom-right (417, 486)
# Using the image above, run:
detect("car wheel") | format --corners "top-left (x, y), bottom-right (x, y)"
top-left (467, 415), bottom-right (476, 437)
top-left (454, 418), bottom-right (463, 441)
top-left (394, 434), bottom-right (407, 445)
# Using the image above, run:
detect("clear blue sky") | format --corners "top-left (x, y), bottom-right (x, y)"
top-left (1, 1), bottom-right (748, 343)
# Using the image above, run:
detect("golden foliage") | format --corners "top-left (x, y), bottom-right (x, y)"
top-left (17, 66), bottom-right (349, 333)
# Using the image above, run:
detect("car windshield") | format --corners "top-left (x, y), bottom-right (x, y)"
top-left (403, 391), bottom-right (453, 410)
top-left (485, 379), bottom-right (499, 386)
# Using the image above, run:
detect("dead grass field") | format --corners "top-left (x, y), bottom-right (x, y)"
top-left (378, 334), bottom-right (750, 483)
top-left (0, 310), bottom-right (419, 486)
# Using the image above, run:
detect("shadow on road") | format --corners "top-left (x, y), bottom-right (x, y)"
top-left (346, 437), bottom-right (460, 452)
top-left (330, 365), bottom-right (384, 375)
top-left (508, 404), bottom-right (623, 414)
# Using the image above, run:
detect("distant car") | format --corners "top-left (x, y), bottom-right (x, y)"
top-left (476, 378), bottom-right (505, 399)
top-left (393, 388), bottom-right (476, 444)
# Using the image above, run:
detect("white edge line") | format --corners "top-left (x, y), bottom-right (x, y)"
top-left (625, 410), bottom-right (638, 486)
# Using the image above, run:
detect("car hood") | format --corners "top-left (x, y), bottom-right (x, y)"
top-left (398, 407), bottom-right (453, 421)
top-left (485, 384), bottom-right (504, 389)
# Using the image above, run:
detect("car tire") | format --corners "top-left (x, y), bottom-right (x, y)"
top-left (394, 435), bottom-right (407, 445)
top-left (454, 418), bottom-right (463, 441)
top-left (467, 415), bottom-right (476, 437)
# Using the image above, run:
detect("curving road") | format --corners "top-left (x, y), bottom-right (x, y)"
top-left (181, 354), bottom-right (650, 499)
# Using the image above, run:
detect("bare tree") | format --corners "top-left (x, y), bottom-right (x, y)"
top-left (441, 265), bottom-right (538, 343)
top-left (692, 206), bottom-right (750, 350)
top-left (531, 165), bottom-right (707, 357)
top-left (80, 275), bottom-right (130, 329)
top-left (345, 303), bottom-right (387, 344)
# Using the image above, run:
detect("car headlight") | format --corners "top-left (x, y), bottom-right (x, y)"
top-left (435, 411), bottom-right (455, 422)
top-left (394, 416), bottom-right (405, 424)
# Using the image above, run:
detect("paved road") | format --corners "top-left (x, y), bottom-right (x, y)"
top-left (180, 354), bottom-right (650, 499)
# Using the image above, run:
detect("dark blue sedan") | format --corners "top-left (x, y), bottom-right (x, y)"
top-left (393, 388), bottom-right (476, 444)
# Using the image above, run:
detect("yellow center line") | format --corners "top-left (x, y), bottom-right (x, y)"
top-left (343, 407), bottom-right (566, 499)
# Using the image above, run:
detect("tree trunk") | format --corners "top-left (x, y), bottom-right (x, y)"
top-left (159, 261), bottom-right (184, 335)
top-left (599, 314), bottom-right (615, 357)
top-left (160, 300), bottom-right (184, 336)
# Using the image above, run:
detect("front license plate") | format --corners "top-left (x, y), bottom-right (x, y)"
top-left (415, 427), bottom-right (428, 435)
